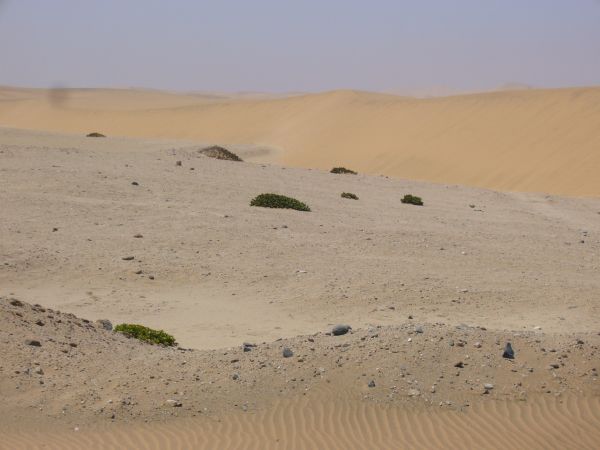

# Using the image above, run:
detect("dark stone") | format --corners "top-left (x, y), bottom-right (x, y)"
top-left (122, 256), bottom-right (135, 261)
top-left (503, 343), bottom-right (515, 359)
top-left (25, 339), bottom-right (41, 347)
top-left (131, 181), bottom-right (139, 186)
top-left (332, 324), bottom-right (352, 336)
top-left (96, 319), bottom-right (113, 331)
top-left (454, 361), bottom-right (464, 368)
top-left (368, 380), bottom-right (376, 388)
top-left (283, 347), bottom-right (294, 358)
top-left (9, 298), bottom-right (23, 307)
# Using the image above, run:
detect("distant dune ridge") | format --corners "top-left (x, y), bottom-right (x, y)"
top-left (0, 85), bottom-right (599, 196)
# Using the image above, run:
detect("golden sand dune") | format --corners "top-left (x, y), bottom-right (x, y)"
top-left (1, 86), bottom-right (599, 196)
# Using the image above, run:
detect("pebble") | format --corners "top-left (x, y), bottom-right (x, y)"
top-left (332, 324), bottom-right (352, 336)
top-left (165, 399), bottom-right (182, 407)
top-left (25, 339), bottom-right (41, 347)
top-left (243, 342), bottom-right (256, 352)
top-left (96, 319), bottom-right (112, 331)
top-left (368, 380), bottom-right (376, 388)
top-left (282, 348), bottom-right (294, 358)
top-left (502, 343), bottom-right (515, 359)
top-left (484, 383), bottom-right (494, 390)
top-left (121, 256), bottom-right (135, 261)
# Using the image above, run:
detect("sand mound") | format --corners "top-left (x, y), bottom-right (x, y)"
top-left (1, 86), bottom-right (600, 195)
top-left (1, 296), bottom-right (599, 448)
top-left (198, 145), bottom-right (243, 161)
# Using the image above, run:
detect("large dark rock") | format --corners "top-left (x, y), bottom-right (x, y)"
top-left (502, 342), bottom-right (515, 359)
top-left (332, 324), bottom-right (352, 336)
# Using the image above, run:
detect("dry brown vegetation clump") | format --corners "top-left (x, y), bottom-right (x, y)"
top-left (198, 145), bottom-right (243, 162)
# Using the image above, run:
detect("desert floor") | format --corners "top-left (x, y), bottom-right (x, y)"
top-left (1, 122), bottom-right (599, 448)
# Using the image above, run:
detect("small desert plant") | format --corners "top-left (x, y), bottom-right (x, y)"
top-left (198, 145), bottom-right (243, 162)
top-left (341, 192), bottom-right (358, 200)
top-left (401, 194), bottom-right (423, 206)
top-left (330, 167), bottom-right (357, 175)
top-left (250, 193), bottom-right (310, 211)
top-left (114, 323), bottom-right (176, 346)
top-left (86, 132), bottom-right (105, 138)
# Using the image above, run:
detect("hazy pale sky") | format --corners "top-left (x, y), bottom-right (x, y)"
top-left (1, 0), bottom-right (599, 93)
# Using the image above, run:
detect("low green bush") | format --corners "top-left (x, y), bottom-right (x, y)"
top-left (330, 167), bottom-right (357, 175)
top-left (401, 194), bottom-right (423, 206)
top-left (341, 192), bottom-right (359, 200)
top-left (114, 323), bottom-right (176, 346)
top-left (250, 193), bottom-right (310, 211)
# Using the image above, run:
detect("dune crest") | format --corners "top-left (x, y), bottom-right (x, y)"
top-left (1, 86), bottom-right (599, 196)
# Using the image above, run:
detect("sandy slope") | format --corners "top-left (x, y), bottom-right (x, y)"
top-left (1, 128), bottom-right (600, 448)
top-left (1, 127), bottom-right (600, 350)
top-left (1, 298), bottom-right (599, 449)
top-left (1, 86), bottom-right (600, 196)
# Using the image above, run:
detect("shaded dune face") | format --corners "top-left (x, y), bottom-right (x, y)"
top-left (1, 86), bottom-right (600, 196)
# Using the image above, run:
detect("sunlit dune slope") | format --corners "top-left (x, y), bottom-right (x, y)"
top-left (1, 86), bottom-right (599, 196)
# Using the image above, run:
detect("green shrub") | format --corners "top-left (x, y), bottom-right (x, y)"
top-left (341, 192), bottom-right (358, 200)
top-left (250, 193), bottom-right (310, 211)
top-left (401, 194), bottom-right (423, 206)
top-left (86, 132), bottom-right (105, 138)
top-left (330, 167), bottom-right (357, 175)
top-left (114, 323), bottom-right (177, 346)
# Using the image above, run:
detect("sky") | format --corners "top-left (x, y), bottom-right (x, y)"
top-left (1, 0), bottom-right (599, 93)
